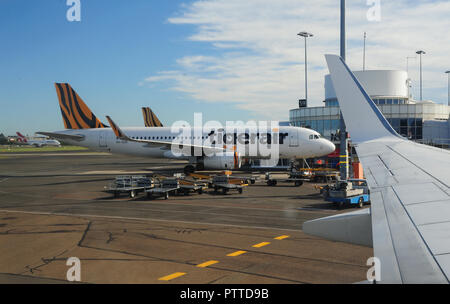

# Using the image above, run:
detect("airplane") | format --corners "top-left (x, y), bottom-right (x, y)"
top-left (38, 83), bottom-right (336, 173)
top-left (16, 132), bottom-right (61, 147)
top-left (142, 107), bottom-right (163, 127)
top-left (303, 55), bottom-right (450, 284)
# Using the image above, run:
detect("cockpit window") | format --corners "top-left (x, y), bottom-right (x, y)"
top-left (309, 134), bottom-right (321, 140)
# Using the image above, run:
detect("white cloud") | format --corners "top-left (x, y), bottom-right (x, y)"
top-left (143, 0), bottom-right (450, 119)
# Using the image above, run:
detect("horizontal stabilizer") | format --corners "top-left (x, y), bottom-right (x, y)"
top-left (36, 132), bottom-right (85, 141)
top-left (303, 208), bottom-right (372, 247)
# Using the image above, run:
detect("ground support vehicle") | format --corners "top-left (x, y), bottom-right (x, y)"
top-left (145, 179), bottom-right (180, 200)
top-left (211, 176), bottom-right (247, 195)
top-left (265, 172), bottom-right (308, 187)
top-left (322, 180), bottom-right (371, 209)
top-left (105, 175), bottom-right (155, 198)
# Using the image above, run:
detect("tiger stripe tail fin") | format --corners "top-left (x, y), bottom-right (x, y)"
top-left (54, 83), bottom-right (108, 129)
top-left (142, 107), bottom-right (163, 127)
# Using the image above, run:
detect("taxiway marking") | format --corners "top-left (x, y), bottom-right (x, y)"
top-left (227, 250), bottom-right (247, 257)
top-left (252, 242), bottom-right (270, 248)
top-left (158, 272), bottom-right (186, 281)
top-left (196, 260), bottom-right (219, 268)
top-left (274, 235), bottom-right (289, 240)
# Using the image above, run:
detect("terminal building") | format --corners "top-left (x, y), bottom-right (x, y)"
top-left (289, 70), bottom-right (450, 148)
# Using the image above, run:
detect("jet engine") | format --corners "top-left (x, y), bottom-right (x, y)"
top-left (203, 152), bottom-right (241, 170)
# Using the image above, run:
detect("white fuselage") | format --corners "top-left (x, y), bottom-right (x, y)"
top-left (25, 139), bottom-right (61, 147)
top-left (56, 126), bottom-right (335, 160)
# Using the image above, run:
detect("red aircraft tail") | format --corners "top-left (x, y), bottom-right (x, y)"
top-left (16, 132), bottom-right (27, 143)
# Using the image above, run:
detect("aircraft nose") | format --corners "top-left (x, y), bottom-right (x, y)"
top-left (321, 139), bottom-right (336, 155)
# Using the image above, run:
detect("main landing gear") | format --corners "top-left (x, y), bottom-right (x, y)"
top-left (184, 163), bottom-right (204, 174)
top-left (184, 165), bottom-right (196, 174)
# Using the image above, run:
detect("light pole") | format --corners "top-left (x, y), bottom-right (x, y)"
top-left (416, 50), bottom-right (426, 101)
top-left (339, 0), bottom-right (348, 181)
top-left (446, 71), bottom-right (450, 106)
top-left (341, 0), bottom-right (346, 61)
top-left (298, 31), bottom-right (313, 104)
top-left (363, 32), bottom-right (366, 71)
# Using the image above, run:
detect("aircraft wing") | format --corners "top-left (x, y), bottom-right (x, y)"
top-left (322, 55), bottom-right (450, 283)
top-left (105, 116), bottom-right (225, 155)
top-left (354, 137), bottom-right (449, 283)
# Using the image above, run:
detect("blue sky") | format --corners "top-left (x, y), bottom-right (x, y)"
top-left (0, 0), bottom-right (449, 136)
top-left (0, 0), bottom-right (250, 135)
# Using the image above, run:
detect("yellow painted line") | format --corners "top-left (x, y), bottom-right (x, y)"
top-left (274, 235), bottom-right (289, 240)
top-left (158, 272), bottom-right (186, 281)
top-left (252, 242), bottom-right (270, 248)
top-left (196, 260), bottom-right (219, 268)
top-left (227, 250), bottom-right (247, 257)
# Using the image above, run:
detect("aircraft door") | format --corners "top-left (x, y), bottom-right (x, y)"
top-left (99, 131), bottom-right (107, 148)
top-left (289, 129), bottom-right (299, 147)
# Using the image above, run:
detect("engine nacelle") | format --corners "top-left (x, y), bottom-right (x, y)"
top-left (203, 152), bottom-right (241, 170)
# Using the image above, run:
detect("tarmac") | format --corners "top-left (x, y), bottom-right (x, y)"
top-left (0, 151), bottom-right (373, 283)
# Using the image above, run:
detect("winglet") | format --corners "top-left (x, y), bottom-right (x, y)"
top-left (325, 55), bottom-right (402, 143)
top-left (106, 116), bottom-right (127, 139)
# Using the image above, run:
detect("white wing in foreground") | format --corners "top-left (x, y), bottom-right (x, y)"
top-left (304, 55), bottom-right (450, 284)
